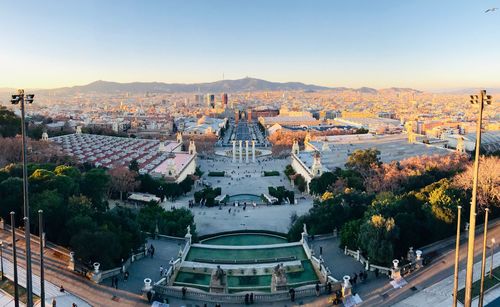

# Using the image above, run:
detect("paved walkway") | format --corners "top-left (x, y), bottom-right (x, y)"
top-left (111, 238), bottom-right (184, 295)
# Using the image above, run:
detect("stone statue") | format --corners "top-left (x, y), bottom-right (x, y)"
top-left (215, 265), bottom-right (225, 282)
top-left (303, 223), bottom-right (308, 235)
top-left (273, 263), bottom-right (286, 279)
top-left (271, 263), bottom-right (287, 292)
top-left (186, 225), bottom-right (191, 235)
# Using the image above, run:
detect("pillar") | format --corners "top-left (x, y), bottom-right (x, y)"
top-left (252, 140), bottom-right (256, 163)
top-left (239, 140), bottom-right (243, 163)
top-left (245, 140), bottom-right (249, 163)
top-left (232, 141), bottom-right (236, 163)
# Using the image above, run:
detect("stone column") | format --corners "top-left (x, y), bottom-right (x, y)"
top-left (391, 259), bottom-right (401, 280)
top-left (232, 140), bottom-right (236, 163)
top-left (342, 275), bottom-right (352, 300)
top-left (245, 141), bottom-right (249, 163)
top-left (239, 140), bottom-right (243, 163)
top-left (252, 140), bottom-right (256, 163)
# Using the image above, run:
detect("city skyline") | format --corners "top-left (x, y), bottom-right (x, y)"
top-left (1, 0), bottom-right (500, 90)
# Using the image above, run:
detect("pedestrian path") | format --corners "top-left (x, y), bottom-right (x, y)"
top-left (2, 256), bottom-right (90, 307)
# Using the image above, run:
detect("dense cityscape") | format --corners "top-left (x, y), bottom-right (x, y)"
top-left (0, 1), bottom-right (499, 307)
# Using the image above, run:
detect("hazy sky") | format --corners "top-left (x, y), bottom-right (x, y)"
top-left (1, 0), bottom-right (499, 90)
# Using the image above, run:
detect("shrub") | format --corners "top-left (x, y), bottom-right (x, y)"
top-left (264, 171), bottom-right (279, 176)
top-left (208, 171), bottom-right (225, 177)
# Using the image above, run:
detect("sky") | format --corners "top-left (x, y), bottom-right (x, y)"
top-left (1, 0), bottom-right (500, 90)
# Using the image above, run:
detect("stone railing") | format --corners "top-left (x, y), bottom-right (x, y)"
top-left (343, 246), bottom-right (393, 277)
top-left (88, 249), bottom-right (146, 283)
top-left (153, 284), bottom-right (331, 304)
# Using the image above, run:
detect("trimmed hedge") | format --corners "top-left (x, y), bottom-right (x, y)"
top-left (208, 171), bottom-right (225, 177)
top-left (194, 187), bottom-right (222, 207)
top-left (263, 171), bottom-right (280, 176)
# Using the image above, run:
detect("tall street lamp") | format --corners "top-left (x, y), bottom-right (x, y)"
top-left (478, 208), bottom-right (489, 307)
top-left (452, 205), bottom-right (462, 307)
top-left (490, 238), bottom-right (496, 279)
top-left (10, 89), bottom-right (35, 306)
top-left (0, 240), bottom-right (3, 281)
top-left (463, 90), bottom-right (492, 307)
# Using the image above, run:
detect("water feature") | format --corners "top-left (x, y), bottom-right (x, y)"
top-left (201, 233), bottom-right (288, 246)
top-left (173, 232), bottom-right (320, 293)
top-left (227, 194), bottom-right (263, 203)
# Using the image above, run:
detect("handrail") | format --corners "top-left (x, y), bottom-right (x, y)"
top-left (153, 284), bottom-right (339, 303)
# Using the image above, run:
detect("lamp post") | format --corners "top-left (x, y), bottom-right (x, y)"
top-left (490, 238), bottom-right (496, 279)
top-left (11, 89), bottom-right (35, 307)
top-left (0, 241), bottom-right (3, 281)
top-left (452, 205), bottom-right (462, 307)
top-left (11, 212), bottom-right (19, 307)
top-left (478, 208), bottom-right (489, 307)
top-left (39, 210), bottom-right (45, 307)
top-left (464, 90), bottom-right (492, 307)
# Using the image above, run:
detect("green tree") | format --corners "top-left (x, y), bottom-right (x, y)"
top-left (309, 172), bottom-right (338, 195)
top-left (128, 159), bottom-right (140, 172)
top-left (0, 107), bottom-right (20, 137)
top-left (345, 148), bottom-right (381, 179)
top-left (340, 219), bottom-right (362, 250)
top-left (293, 174), bottom-right (307, 193)
top-left (31, 190), bottom-right (65, 242)
top-left (358, 215), bottom-right (399, 265)
top-left (54, 165), bottom-right (81, 180)
top-left (428, 180), bottom-right (460, 224)
top-left (0, 177), bottom-right (23, 221)
top-left (70, 229), bottom-right (122, 269)
top-left (80, 168), bottom-right (110, 211)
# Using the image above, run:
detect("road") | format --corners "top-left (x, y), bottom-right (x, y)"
top-left (359, 221), bottom-right (500, 306)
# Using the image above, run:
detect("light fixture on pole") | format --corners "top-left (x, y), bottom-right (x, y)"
top-left (464, 90), bottom-right (492, 307)
top-left (11, 212), bottom-right (19, 307)
top-left (490, 238), bottom-right (496, 279)
top-left (10, 89), bottom-right (35, 307)
top-left (452, 205), bottom-right (462, 307)
top-left (39, 210), bottom-right (45, 307)
top-left (0, 240), bottom-right (3, 281)
top-left (478, 208), bottom-right (489, 307)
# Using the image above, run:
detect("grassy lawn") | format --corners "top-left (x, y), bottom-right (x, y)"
top-left (457, 266), bottom-right (500, 304)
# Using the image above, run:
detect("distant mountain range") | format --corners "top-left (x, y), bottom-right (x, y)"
top-left (36, 78), bottom-right (424, 95)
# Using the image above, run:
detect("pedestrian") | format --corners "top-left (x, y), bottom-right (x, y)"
top-left (72, 304), bottom-right (77, 307)
top-left (250, 292), bottom-right (254, 304)
top-left (150, 244), bottom-right (155, 258)
top-left (359, 270), bottom-right (364, 282)
top-left (245, 293), bottom-right (249, 304)
top-left (59, 285), bottom-right (65, 292)
top-left (124, 271), bottom-right (129, 281)
top-left (52, 298), bottom-right (57, 307)
top-left (182, 286), bottom-right (187, 299)
top-left (160, 265), bottom-right (164, 276)
top-left (114, 276), bottom-right (118, 289)
top-left (327, 281), bottom-right (332, 293)
top-left (315, 282), bottom-right (320, 296)
top-left (147, 290), bottom-right (153, 303)
top-left (352, 273), bottom-right (358, 285)
top-left (375, 268), bottom-right (379, 278)
top-left (111, 276), bottom-right (115, 288)
top-left (289, 288), bottom-right (295, 302)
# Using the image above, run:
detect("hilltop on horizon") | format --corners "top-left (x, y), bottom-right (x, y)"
top-left (34, 77), bottom-right (424, 95)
